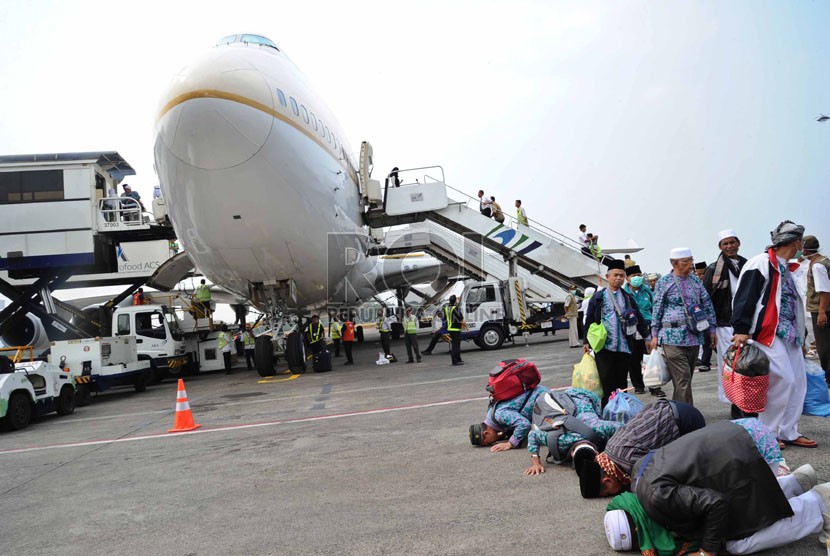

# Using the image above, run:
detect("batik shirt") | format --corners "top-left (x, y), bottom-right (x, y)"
top-left (776, 264), bottom-right (803, 346)
top-left (601, 289), bottom-right (631, 354)
top-left (651, 273), bottom-right (716, 346)
top-left (527, 388), bottom-right (623, 455)
top-left (487, 385), bottom-right (547, 447)
top-left (733, 418), bottom-right (783, 466)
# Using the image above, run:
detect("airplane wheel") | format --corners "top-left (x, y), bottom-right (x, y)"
top-left (3, 392), bottom-right (32, 431)
top-left (56, 386), bottom-right (76, 415)
top-left (255, 336), bottom-right (275, 377)
top-left (285, 331), bottom-right (305, 374)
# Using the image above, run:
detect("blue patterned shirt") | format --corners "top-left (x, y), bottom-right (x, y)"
top-left (776, 263), bottom-right (802, 346)
top-left (487, 385), bottom-right (547, 447)
top-left (651, 273), bottom-right (716, 346)
top-left (527, 388), bottom-right (623, 455)
top-left (601, 289), bottom-right (631, 354)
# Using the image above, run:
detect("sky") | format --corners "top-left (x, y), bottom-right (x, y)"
top-left (0, 0), bottom-right (828, 280)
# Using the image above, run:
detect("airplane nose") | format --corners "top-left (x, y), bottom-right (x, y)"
top-left (156, 50), bottom-right (273, 170)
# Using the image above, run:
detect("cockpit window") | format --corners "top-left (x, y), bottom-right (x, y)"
top-left (215, 34), bottom-right (280, 51)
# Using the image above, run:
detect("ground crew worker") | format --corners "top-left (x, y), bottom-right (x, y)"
top-left (329, 313), bottom-right (342, 357)
top-left (341, 314), bottom-right (356, 365)
top-left (515, 199), bottom-right (529, 227)
top-left (422, 309), bottom-right (447, 355)
top-left (445, 295), bottom-right (465, 366)
top-left (403, 306), bottom-right (422, 363)
top-left (218, 324), bottom-right (233, 374)
top-left (376, 308), bottom-right (394, 360)
top-left (195, 279), bottom-right (211, 316)
top-left (243, 324), bottom-right (256, 370)
top-left (305, 314), bottom-right (324, 356)
top-left (132, 288), bottom-right (145, 306)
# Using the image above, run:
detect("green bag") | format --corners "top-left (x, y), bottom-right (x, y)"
top-left (586, 322), bottom-right (608, 352)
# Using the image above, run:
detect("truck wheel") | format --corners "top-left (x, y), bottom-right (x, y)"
top-left (478, 325), bottom-right (505, 350)
top-left (2, 392), bottom-right (32, 431)
top-left (255, 336), bottom-right (276, 377)
top-left (133, 377), bottom-right (147, 393)
top-left (139, 357), bottom-right (161, 385)
top-left (56, 386), bottom-right (76, 416)
top-left (75, 384), bottom-right (92, 407)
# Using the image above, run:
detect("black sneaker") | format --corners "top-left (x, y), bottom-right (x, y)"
top-left (634, 388), bottom-right (646, 394)
top-left (650, 388), bottom-right (666, 397)
top-left (423, 351), bottom-right (432, 356)
top-left (698, 366), bottom-right (710, 372)
top-left (452, 362), bottom-right (464, 366)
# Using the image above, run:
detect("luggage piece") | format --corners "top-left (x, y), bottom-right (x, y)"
top-left (531, 389), bottom-right (603, 464)
top-left (313, 350), bottom-right (332, 373)
top-left (487, 359), bottom-right (541, 401)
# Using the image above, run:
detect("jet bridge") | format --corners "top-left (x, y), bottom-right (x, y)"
top-left (363, 165), bottom-right (612, 293)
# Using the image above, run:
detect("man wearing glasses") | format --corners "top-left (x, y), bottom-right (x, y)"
top-left (648, 248), bottom-right (717, 405)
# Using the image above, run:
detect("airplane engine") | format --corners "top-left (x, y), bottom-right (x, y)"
top-left (0, 313), bottom-right (50, 353)
top-left (430, 276), bottom-right (449, 292)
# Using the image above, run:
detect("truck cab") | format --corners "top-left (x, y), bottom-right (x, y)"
top-left (458, 278), bottom-right (569, 350)
top-left (112, 304), bottom-right (190, 375)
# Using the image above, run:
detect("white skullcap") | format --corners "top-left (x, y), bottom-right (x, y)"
top-left (584, 287), bottom-right (596, 298)
top-left (604, 510), bottom-right (633, 551)
top-left (670, 247), bottom-right (693, 259)
top-left (718, 229), bottom-right (738, 242)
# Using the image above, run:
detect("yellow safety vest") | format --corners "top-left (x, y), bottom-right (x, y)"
top-left (516, 207), bottom-right (528, 226)
top-left (444, 305), bottom-right (460, 332)
top-left (217, 331), bottom-right (230, 350)
top-left (196, 284), bottom-right (211, 302)
top-left (243, 332), bottom-right (255, 347)
top-left (404, 315), bottom-right (418, 334)
top-left (330, 321), bottom-right (342, 339)
top-left (307, 322), bottom-right (323, 344)
top-left (378, 317), bottom-right (389, 333)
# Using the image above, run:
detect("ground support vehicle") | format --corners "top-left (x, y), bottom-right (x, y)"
top-left (0, 347), bottom-right (75, 431)
top-left (458, 278), bottom-right (570, 350)
top-left (48, 336), bottom-right (152, 406)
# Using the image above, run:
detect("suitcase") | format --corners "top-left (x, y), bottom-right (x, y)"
top-left (313, 350), bottom-right (332, 372)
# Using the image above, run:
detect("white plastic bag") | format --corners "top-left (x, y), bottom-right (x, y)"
top-left (642, 348), bottom-right (670, 387)
top-left (375, 352), bottom-right (390, 365)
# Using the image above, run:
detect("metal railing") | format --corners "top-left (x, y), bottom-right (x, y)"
top-left (0, 345), bottom-right (35, 364)
top-left (97, 198), bottom-right (146, 227)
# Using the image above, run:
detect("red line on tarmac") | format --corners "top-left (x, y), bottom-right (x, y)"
top-left (0, 394), bottom-right (493, 455)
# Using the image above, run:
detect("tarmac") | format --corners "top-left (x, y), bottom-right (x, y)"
top-left (1, 329), bottom-right (828, 555)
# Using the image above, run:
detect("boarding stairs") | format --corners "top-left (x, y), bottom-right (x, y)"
top-left (363, 166), bottom-right (609, 294)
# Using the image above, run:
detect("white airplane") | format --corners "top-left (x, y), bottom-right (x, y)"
top-left (153, 34), bottom-right (447, 327)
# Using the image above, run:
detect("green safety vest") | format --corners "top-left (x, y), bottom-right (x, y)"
top-left (404, 315), bottom-right (418, 334)
top-left (217, 331), bottom-right (230, 350)
top-left (377, 317), bottom-right (389, 333)
top-left (330, 321), bottom-right (342, 339)
top-left (196, 284), bottom-right (211, 302)
top-left (243, 332), bottom-right (255, 347)
top-left (444, 305), bottom-right (460, 332)
top-left (307, 322), bottom-right (323, 343)
top-left (516, 207), bottom-right (528, 226)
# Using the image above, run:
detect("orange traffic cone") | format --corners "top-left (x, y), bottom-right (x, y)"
top-left (168, 379), bottom-right (202, 433)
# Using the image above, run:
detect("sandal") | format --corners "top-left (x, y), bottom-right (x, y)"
top-left (778, 440), bottom-right (786, 450)
top-left (781, 436), bottom-right (818, 448)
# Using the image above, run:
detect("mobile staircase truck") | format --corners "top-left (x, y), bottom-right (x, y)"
top-left (0, 346), bottom-right (75, 431)
top-left (48, 336), bottom-right (152, 406)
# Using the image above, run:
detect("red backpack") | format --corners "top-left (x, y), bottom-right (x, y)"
top-left (487, 359), bottom-right (541, 401)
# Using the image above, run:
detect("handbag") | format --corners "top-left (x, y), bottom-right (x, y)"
top-left (722, 345), bottom-right (768, 413)
top-left (586, 322), bottom-right (607, 352)
top-left (602, 390), bottom-right (645, 424)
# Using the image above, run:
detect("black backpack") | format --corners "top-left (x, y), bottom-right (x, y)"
top-left (532, 389), bottom-right (603, 464)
